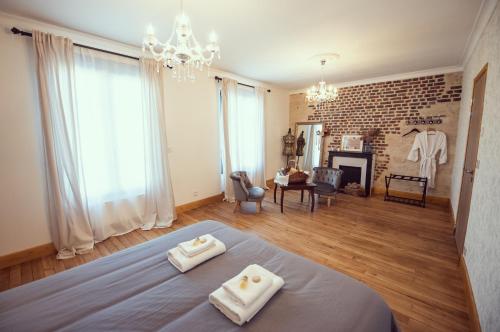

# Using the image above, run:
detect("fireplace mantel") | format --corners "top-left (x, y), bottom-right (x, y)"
top-left (327, 151), bottom-right (376, 197)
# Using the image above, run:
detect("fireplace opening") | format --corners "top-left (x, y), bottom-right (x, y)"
top-left (339, 165), bottom-right (362, 188)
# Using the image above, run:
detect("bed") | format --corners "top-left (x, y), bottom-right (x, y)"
top-left (0, 221), bottom-right (398, 331)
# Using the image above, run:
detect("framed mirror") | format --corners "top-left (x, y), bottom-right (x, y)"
top-left (294, 122), bottom-right (324, 172)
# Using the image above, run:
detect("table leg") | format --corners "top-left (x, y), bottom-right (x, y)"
top-left (274, 184), bottom-right (277, 203)
top-left (301, 189), bottom-right (304, 202)
top-left (310, 189), bottom-right (315, 212)
top-left (280, 188), bottom-right (285, 213)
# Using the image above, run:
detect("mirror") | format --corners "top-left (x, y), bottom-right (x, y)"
top-left (294, 122), bottom-right (324, 172)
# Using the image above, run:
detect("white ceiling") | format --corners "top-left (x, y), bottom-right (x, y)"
top-left (0, 0), bottom-right (482, 89)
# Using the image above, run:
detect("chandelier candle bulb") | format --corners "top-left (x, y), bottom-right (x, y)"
top-left (146, 24), bottom-right (155, 36)
top-left (209, 31), bottom-right (218, 43)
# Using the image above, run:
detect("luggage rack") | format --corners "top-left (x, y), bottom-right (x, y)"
top-left (384, 174), bottom-right (428, 207)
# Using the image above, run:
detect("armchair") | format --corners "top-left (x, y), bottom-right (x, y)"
top-left (312, 167), bottom-right (343, 207)
top-left (230, 171), bottom-right (265, 213)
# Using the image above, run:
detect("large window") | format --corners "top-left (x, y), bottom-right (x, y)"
top-left (74, 51), bottom-right (145, 202)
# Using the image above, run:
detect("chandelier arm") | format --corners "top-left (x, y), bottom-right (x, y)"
top-left (157, 40), bottom-right (173, 50)
top-left (186, 36), bottom-right (199, 56)
top-left (198, 49), bottom-right (215, 63)
top-left (189, 35), bottom-right (205, 60)
top-left (188, 34), bottom-right (216, 64)
top-left (166, 30), bottom-right (176, 46)
top-left (148, 45), bottom-right (167, 59)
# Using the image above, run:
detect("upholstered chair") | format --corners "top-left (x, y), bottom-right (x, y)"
top-left (230, 171), bottom-right (265, 213)
top-left (312, 167), bottom-right (343, 207)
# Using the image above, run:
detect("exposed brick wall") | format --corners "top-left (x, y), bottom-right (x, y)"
top-left (306, 74), bottom-right (462, 182)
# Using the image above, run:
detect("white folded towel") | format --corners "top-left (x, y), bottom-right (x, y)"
top-left (209, 267), bottom-right (284, 326)
top-left (178, 234), bottom-right (215, 257)
top-left (222, 264), bottom-right (273, 306)
top-left (167, 238), bottom-right (226, 273)
top-left (274, 172), bottom-right (289, 186)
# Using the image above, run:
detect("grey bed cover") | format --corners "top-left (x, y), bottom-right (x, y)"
top-left (0, 221), bottom-right (399, 332)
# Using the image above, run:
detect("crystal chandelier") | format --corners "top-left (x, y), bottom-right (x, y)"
top-left (306, 59), bottom-right (338, 104)
top-left (142, 0), bottom-right (220, 81)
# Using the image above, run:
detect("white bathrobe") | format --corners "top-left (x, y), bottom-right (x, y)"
top-left (407, 130), bottom-right (447, 188)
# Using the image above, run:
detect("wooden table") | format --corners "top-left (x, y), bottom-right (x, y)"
top-left (274, 182), bottom-right (317, 213)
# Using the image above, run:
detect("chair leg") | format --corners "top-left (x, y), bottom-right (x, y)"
top-left (234, 200), bottom-right (241, 213)
top-left (256, 201), bottom-right (262, 213)
top-left (327, 197), bottom-right (331, 207)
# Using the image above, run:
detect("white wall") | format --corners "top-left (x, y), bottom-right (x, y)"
top-left (162, 73), bottom-right (221, 206)
top-left (264, 88), bottom-right (289, 177)
top-left (0, 16), bottom-right (52, 257)
top-left (450, 2), bottom-right (500, 331)
top-left (0, 12), bottom-right (289, 256)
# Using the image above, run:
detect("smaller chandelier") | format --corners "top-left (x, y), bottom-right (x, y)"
top-left (142, 0), bottom-right (220, 81)
top-left (306, 59), bottom-right (338, 104)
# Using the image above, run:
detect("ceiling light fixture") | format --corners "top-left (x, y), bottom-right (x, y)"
top-left (142, 0), bottom-right (220, 81)
top-left (306, 58), bottom-right (338, 104)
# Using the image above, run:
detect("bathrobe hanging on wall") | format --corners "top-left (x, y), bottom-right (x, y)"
top-left (407, 130), bottom-right (447, 188)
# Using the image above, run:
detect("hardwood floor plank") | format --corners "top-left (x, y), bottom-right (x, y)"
top-left (20, 262), bottom-right (33, 285)
top-left (31, 259), bottom-right (44, 281)
top-left (0, 268), bottom-right (9, 291)
top-left (95, 242), bottom-right (111, 257)
top-left (8, 265), bottom-right (21, 289)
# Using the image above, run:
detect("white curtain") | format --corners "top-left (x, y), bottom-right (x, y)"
top-left (220, 79), bottom-right (237, 201)
top-left (140, 59), bottom-right (176, 230)
top-left (220, 78), bottom-right (266, 202)
top-left (255, 87), bottom-right (267, 187)
top-left (33, 30), bottom-right (94, 259)
top-left (33, 30), bottom-right (176, 258)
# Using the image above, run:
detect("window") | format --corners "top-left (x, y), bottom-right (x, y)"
top-left (74, 51), bottom-right (145, 202)
top-left (227, 85), bottom-right (262, 172)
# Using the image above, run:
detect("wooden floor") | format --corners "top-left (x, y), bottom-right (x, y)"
top-left (0, 191), bottom-right (469, 332)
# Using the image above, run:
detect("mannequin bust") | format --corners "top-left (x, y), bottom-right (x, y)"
top-left (282, 128), bottom-right (295, 161)
top-left (296, 131), bottom-right (305, 156)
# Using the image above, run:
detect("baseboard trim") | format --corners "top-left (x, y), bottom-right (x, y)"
top-left (175, 193), bottom-right (224, 214)
top-left (459, 255), bottom-right (481, 332)
top-left (0, 243), bottom-right (56, 269)
top-left (449, 201), bottom-right (457, 225)
top-left (373, 187), bottom-right (450, 207)
top-left (0, 194), bottom-right (225, 269)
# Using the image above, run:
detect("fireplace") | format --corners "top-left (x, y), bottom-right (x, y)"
top-left (339, 165), bottom-right (362, 188)
top-left (328, 151), bottom-right (376, 196)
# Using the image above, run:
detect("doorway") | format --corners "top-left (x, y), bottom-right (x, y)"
top-left (455, 64), bottom-right (488, 256)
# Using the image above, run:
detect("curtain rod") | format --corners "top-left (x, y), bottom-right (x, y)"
top-left (214, 76), bottom-right (271, 93)
top-left (11, 27), bottom-right (140, 61)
